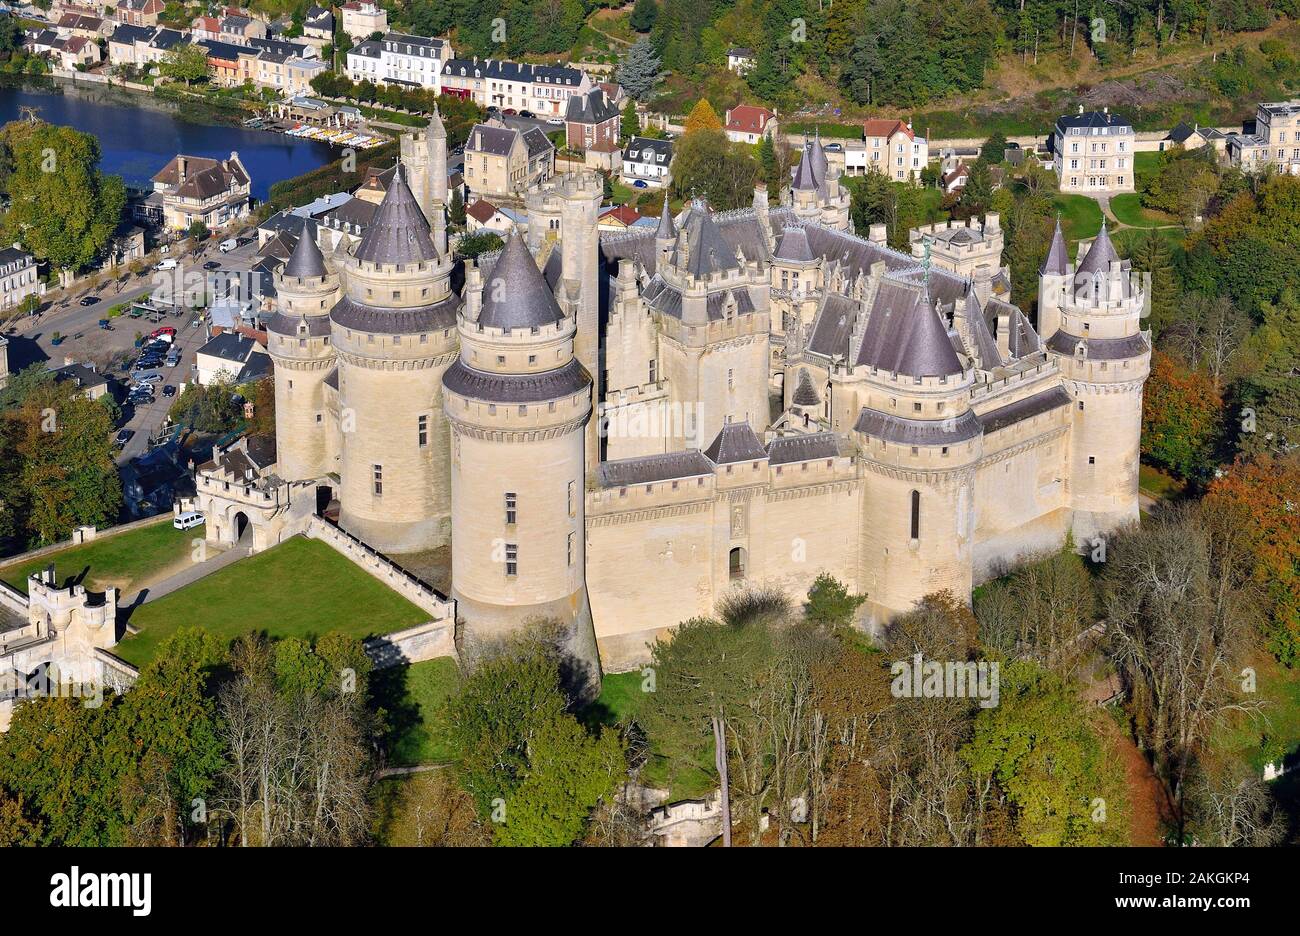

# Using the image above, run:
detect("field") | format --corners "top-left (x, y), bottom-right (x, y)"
top-left (1109, 193), bottom-right (1177, 229)
top-left (0, 519), bottom-right (192, 596)
top-left (374, 657), bottom-right (461, 767)
top-left (1052, 193), bottom-right (1104, 243)
top-left (113, 536), bottom-right (428, 666)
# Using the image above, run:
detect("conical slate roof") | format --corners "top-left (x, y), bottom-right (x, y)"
top-left (856, 280), bottom-right (963, 378)
top-left (791, 152), bottom-right (820, 191)
top-left (1040, 218), bottom-right (1068, 276)
top-left (672, 201), bottom-right (739, 277)
top-left (792, 368), bottom-right (821, 407)
top-left (656, 197), bottom-right (676, 239)
top-left (1076, 219), bottom-right (1120, 276)
top-left (354, 163), bottom-right (438, 265)
top-left (808, 130), bottom-right (828, 181)
top-left (478, 231), bottom-right (564, 332)
top-left (775, 226), bottom-right (814, 263)
top-left (283, 218), bottom-right (327, 278)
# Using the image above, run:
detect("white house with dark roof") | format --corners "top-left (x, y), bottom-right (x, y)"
top-left (0, 245), bottom-right (43, 312)
top-left (440, 56), bottom-right (590, 117)
top-left (621, 136), bottom-right (672, 188)
top-left (195, 331), bottom-right (269, 386)
top-left (152, 152), bottom-right (252, 231)
top-left (1053, 107), bottom-right (1136, 194)
top-left (345, 31), bottom-right (449, 92)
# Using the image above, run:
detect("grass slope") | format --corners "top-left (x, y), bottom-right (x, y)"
top-left (114, 536), bottom-right (427, 666)
top-left (0, 520), bottom-right (192, 596)
top-left (374, 657), bottom-right (461, 767)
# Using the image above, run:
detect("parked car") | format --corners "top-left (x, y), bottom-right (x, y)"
top-left (162, 384), bottom-right (176, 397)
top-left (155, 259), bottom-right (178, 271)
top-left (78, 296), bottom-right (99, 307)
top-left (203, 260), bottom-right (221, 270)
top-left (503, 108), bottom-right (517, 115)
top-left (173, 511), bottom-right (205, 531)
top-left (218, 238), bottom-right (239, 253)
top-left (98, 319), bottom-right (112, 330)
top-left (151, 326), bottom-right (177, 339)
top-left (113, 429), bottom-right (134, 448)
top-left (632, 180), bottom-right (648, 188)
top-left (546, 117), bottom-right (564, 126)
top-left (133, 371), bottom-right (164, 385)
top-left (519, 109), bottom-right (534, 118)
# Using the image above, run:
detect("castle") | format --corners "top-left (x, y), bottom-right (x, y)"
top-left (199, 114), bottom-right (1151, 673)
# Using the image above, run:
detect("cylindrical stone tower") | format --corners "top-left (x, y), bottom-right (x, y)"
top-left (443, 231), bottom-right (600, 693)
top-left (266, 219), bottom-right (340, 481)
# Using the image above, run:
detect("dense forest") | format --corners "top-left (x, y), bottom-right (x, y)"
top-left (375, 0), bottom-right (1299, 111)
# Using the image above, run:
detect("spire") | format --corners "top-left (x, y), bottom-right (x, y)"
top-left (1040, 217), bottom-right (1068, 276)
top-left (1076, 218), bottom-right (1119, 276)
top-left (283, 218), bottom-right (326, 278)
top-left (428, 104), bottom-right (446, 139)
top-left (354, 162), bottom-right (438, 265)
top-left (656, 197), bottom-right (676, 240)
top-left (478, 230), bottom-right (564, 333)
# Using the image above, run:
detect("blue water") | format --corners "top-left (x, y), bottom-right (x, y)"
top-left (0, 83), bottom-right (336, 200)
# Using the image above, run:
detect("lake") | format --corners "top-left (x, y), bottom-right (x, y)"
top-left (0, 81), bottom-right (337, 201)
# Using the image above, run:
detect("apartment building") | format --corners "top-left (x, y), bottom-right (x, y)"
top-left (844, 119), bottom-right (929, 182)
top-left (440, 57), bottom-right (590, 118)
top-left (345, 32), bottom-right (449, 92)
top-left (1053, 107), bottom-right (1136, 194)
top-left (1228, 100), bottom-right (1300, 176)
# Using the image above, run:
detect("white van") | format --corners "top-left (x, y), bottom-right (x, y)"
top-left (155, 258), bottom-right (178, 271)
top-left (219, 238), bottom-right (239, 253)
top-left (173, 511), bottom-right (205, 530)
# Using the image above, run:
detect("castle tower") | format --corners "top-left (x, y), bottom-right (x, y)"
top-left (1036, 219), bottom-right (1069, 337)
top-left (267, 220), bottom-right (341, 481)
top-left (331, 164), bottom-right (459, 552)
top-left (399, 110), bottom-right (449, 256)
top-left (849, 288), bottom-right (980, 623)
top-left (443, 231), bottom-right (599, 689)
top-left (557, 170), bottom-right (604, 473)
top-left (789, 132), bottom-right (852, 231)
top-left (1042, 221), bottom-right (1150, 545)
top-left (909, 215), bottom-right (1006, 304)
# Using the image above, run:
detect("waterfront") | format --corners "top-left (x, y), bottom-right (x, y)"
top-left (0, 81), bottom-right (337, 200)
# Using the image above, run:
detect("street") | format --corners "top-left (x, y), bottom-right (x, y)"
top-left (3, 235), bottom-right (265, 465)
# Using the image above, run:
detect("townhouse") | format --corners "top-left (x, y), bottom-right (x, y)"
top-left (463, 119), bottom-right (555, 201)
top-left (345, 31), bottom-right (449, 92)
top-left (621, 135), bottom-right (672, 188)
top-left (440, 57), bottom-right (591, 118)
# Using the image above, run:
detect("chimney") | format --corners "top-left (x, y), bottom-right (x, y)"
top-left (178, 155), bottom-right (187, 183)
top-left (984, 212), bottom-right (1000, 233)
top-left (868, 223), bottom-right (887, 246)
top-left (996, 307), bottom-right (1012, 359)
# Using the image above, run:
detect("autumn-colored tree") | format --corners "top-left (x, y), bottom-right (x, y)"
top-left (1141, 350), bottom-right (1224, 482)
top-left (1205, 455), bottom-right (1300, 665)
top-left (683, 98), bottom-right (722, 135)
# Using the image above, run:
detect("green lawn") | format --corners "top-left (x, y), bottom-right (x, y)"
top-left (1133, 151), bottom-right (1162, 175)
top-left (1110, 192), bottom-right (1177, 228)
top-left (114, 536), bottom-right (429, 667)
top-left (1053, 193), bottom-right (1104, 243)
top-left (0, 520), bottom-right (192, 596)
top-left (1211, 653), bottom-right (1300, 774)
top-left (374, 656), bottom-right (461, 767)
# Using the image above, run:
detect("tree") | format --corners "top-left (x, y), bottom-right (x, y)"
top-left (670, 129), bottom-right (757, 210)
top-left (0, 121), bottom-right (125, 274)
top-left (159, 42), bottom-right (209, 86)
top-left (682, 99), bottom-right (722, 136)
top-left (1126, 228), bottom-right (1179, 338)
top-left (803, 573), bottom-right (867, 631)
top-left (454, 230), bottom-right (504, 259)
top-left (1235, 291), bottom-right (1300, 457)
top-left (619, 99), bottom-right (639, 145)
top-left (448, 187), bottom-right (465, 230)
top-left (615, 37), bottom-right (660, 103)
top-left (980, 131), bottom-right (1007, 165)
top-left (973, 545), bottom-right (1097, 665)
top-left (187, 220), bottom-right (208, 241)
top-left (629, 0), bottom-right (658, 32)
top-left (1205, 454), bottom-right (1300, 665)
top-left (1141, 350), bottom-right (1225, 482)
top-left (963, 661), bottom-right (1129, 846)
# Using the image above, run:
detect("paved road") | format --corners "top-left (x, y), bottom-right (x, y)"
top-left (4, 236), bottom-right (265, 464)
top-left (122, 542), bottom-right (250, 609)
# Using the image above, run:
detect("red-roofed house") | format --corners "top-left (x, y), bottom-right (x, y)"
top-left (192, 16), bottom-right (222, 40)
top-left (464, 198), bottom-right (515, 234)
top-left (596, 204), bottom-right (645, 232)
top-left (118, 0), bottom-right (164, 27)
top-left (723, 105), bottom-right (778, 145)
top-left (850, 118), bottom-right (929, 182)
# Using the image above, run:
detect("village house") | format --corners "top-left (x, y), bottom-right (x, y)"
top-left (464, 198), bottom-right (518, 234)
top-left (1053, 107), bottom-right (1136, 194)
top-left (843, 119), bottom-right (929, 182)
top-left (565, 86), bottom-right (621, 153)
top-left (726, 47), bottom-right (755, 74)
top-left (116, 0), bottom-right (163, 27)
top-left (723, 104), bottom-right (777, 144)
top-left (440, 57), bottom-right (590, 118)
top-left (340, 0), bottom-right (387, 41)
top-left (463, 120), bottom-right (555, 201)
top-left (152, 152), bottom-right (252, 231)
top-left (345, 31), bottom-right (449, 92)
top-left (0, 246), bottom-right (43, 313)
top-left (621, 135), bottom-right (672, 188)
top-left (1227, 100), bottom-right (1300, 176)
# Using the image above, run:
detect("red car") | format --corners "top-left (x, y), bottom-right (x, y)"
top-left (150, 326), bottom-right (177, 339)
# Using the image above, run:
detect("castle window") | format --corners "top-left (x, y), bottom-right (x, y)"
top-left (518, 405), bottom-right (527, 416)
top-left (910, 490), bottom-right (920, 540)
top-left (1088, 456), bottom-right (1096, 465)
top-left (392, 291), bottom-right (401, 300)
top-left (890, 398), bottom-right (897, 408)
top-left (649, 360), bottom-right (657, 383)
top-left (913, 402), bottom-right (922, 413)
top-left (937, 402), bottom-right (945, 413)
top-left (497, 355), bottom-right (506, 364)
top-left (505, 543), bottom-right (517, 576)
top-left (299, 338), bottom-right (306, 348)
top-left (372, 465), bottom-right (383, 496)
top-left (728, 369), bottom-right (734, 390)
top-left (1078, 401), bottom-right (1085, 411)
top-left (941, 447), bottom-right (949, 456)
top-left (420, 334), bottom-right (428, 343)
top-left (568, 481), bottom-right (576, 517)
top-left (729, 547), bottom-right (747, 581)
top-left (567, 532), bottom-right (575, 567)
top-left (505, 492), bottom-right (517, 524)
top-left (316, 414), bottom-right (322, 423)
top-left (528, 355), bottom-right (536, 365)
top-left (418, 415), bottom-right (428, 447)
